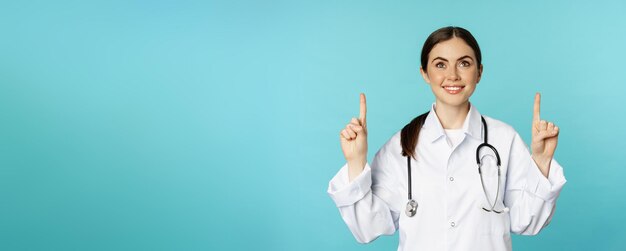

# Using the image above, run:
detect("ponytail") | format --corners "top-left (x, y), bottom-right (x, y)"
top-left (401, 112), bottom-right (429, 159)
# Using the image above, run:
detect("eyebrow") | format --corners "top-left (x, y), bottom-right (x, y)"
top-left (431, 55), bottom-right (474, 63)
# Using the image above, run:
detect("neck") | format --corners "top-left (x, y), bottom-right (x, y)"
top-left (434, 101), bottom-right (470, 129)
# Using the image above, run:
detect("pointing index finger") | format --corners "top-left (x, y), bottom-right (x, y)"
top-left (359, 93), bottom-right (367, 124)
top-left (533, 92), bottom-right (541, 122)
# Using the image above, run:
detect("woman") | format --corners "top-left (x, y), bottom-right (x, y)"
top-left (327, 26), bottom-right (566, 250)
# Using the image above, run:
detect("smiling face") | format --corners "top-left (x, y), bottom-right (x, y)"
top-left (420, 37), bottom-right (483, 109)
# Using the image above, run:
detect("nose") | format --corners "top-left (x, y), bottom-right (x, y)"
top-left (446, 67), bottom-right (460, 81)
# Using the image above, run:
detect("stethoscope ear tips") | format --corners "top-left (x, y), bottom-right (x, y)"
top-left (406, 200), bottom-right (418, 217)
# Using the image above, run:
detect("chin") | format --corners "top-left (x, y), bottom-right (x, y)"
top-left (435, 94), bottom-right (470, 107)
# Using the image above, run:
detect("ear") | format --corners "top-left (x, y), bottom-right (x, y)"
top-left (420, 66), bottom-right (431, 84)
top-left (476, 64), bottom-right (483, 84)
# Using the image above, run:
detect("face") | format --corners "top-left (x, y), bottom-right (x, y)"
top-left (420, 37), bottom-right (483, 108)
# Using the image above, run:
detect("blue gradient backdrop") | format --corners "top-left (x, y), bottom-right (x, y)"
top-left (1, 0), bottom-right (625, 250)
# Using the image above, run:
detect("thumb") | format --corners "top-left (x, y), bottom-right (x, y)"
top-left (534, 129), bottom-right (558, 142)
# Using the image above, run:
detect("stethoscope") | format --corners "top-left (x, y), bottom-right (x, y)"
top-left (405, 116), bottom-right (508, 217)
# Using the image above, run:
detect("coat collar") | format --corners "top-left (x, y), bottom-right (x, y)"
top-left (422, 103), bottom-right (483, 143)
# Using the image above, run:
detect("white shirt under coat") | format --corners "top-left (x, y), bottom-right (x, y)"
top-left (327, 104), bottom-right (566, 251)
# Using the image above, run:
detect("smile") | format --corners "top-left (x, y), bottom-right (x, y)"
top-left (443, 86), bottom-right (464, 94)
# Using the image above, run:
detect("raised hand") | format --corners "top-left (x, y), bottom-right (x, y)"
top-left (531, 92), bottom-right (559, 177)
top-left (340, 93), bottom-right (368, 181)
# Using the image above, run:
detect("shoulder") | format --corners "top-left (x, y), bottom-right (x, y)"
top-left (375, 131), bottom-right (403, 159)
top-left (481, 115), bottom-right (522, 141)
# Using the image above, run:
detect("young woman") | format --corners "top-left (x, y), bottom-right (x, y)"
top-left (327, 26), bottom-right (566, 250)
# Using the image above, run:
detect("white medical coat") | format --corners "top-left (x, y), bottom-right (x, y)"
top-left (327, 104), bottom-right (566, 251)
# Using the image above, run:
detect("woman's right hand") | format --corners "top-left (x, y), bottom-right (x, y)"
top-left (339, 93), bottom-right (368, 181)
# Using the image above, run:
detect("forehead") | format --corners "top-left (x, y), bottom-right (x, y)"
top-left (429, 37), bottom-right (477, 60)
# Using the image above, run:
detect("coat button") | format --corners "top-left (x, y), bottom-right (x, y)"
top-left (449, 177), bottom-right (454, 181)
top-left (450, 221), bottom-right (456, 227)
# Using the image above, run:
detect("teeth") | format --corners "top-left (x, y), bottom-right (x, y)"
top-left (444, 86), bottom-right (462, 91)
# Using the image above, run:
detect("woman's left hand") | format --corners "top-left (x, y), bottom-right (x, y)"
top-left (531, 92), bottom-right (560, 178)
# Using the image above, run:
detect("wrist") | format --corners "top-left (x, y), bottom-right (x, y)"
top-left (347, 158), bottom-right (366, 182)
top-left (532, 155), bottom-right (552, 178)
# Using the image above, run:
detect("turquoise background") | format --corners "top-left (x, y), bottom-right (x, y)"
top-left (1, 0), bottom-right (625, 250)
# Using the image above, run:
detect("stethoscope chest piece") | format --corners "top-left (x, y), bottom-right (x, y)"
top-left (405, 199), bottom-right (418, 217)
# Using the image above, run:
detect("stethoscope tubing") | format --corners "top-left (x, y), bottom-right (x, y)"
top-left (405, 116), bottom-right (504, 217)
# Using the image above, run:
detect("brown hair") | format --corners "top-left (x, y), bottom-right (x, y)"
top-left (402, 26), bottom-right (481, 159)
top-left (401, 112), bottom-right (429, 159)
top-left (420, 26), bottom-right (482, 73)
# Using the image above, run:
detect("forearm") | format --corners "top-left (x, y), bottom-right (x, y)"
top-left (507, 159), bottom-right (567, 235)
top-left (328, 163), bottom-right (397, 243)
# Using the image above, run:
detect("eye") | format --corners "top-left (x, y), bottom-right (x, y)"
top-left (459, 60), bottom-right (471, 68)
top-left (435, 62), bottom-right (446, 69)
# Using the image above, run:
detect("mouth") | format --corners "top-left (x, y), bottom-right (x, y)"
top-left (443, 85), bottom-right (464, 95)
